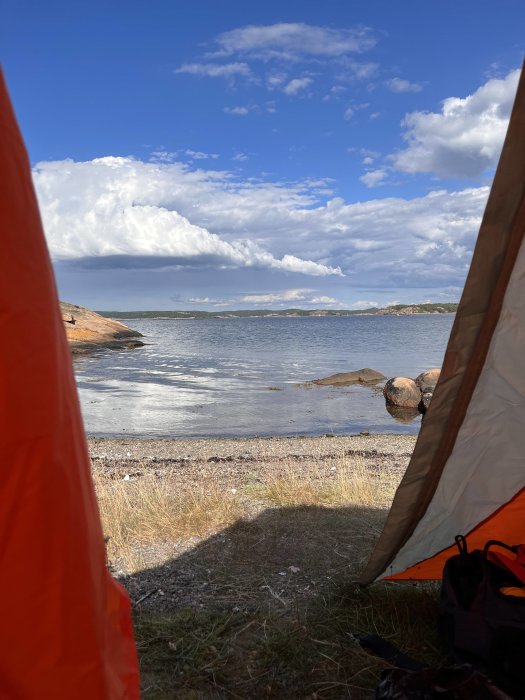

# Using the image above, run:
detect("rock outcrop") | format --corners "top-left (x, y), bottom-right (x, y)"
top-left (313, 368), bottom-right (386, 386)
top-left (61, 302), bottom-right (144, 355)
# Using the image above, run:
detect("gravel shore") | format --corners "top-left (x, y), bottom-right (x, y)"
top-left (88, 432), bottom-right (417, 482)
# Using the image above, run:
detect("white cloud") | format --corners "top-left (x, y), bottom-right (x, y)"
top-left (283, 77), bottom-right (312, 95)
top-left (359, 168), bottom-right (388, 187)
top-left (233, 152), bottom-right (249, 162)
top-left (322, 85), bottom-right (346, 101)
top-left (241, 289), bottom-right (314, 303)
top-left (308, 295), bottom-right (339, 305)
top-left (33, 156), bottom-right (489, 292)
top-left (239, 289), bottom-right (340, 305)
top-left (386, 77), bottom-right (423, 93)
top-left (343, 102), bottom-right (369, 121)
top-left (266, 72), bottom-right (288, 89)
top-left (392, 68), bottom-right (521, 178)
top-left (185, 149), bottom-right (219, 160)
top-left (348, 147), bottom-right (380, 164)
top-left (278, 255), bottom-right (342, 276)
top-left (224, 106), bottom-right (250, 116)
top-left (350, 300), bottom-right (379, 309)
top-left (336, 60), bottom-right (379, 82)
top-left (214, 23), bottom-right (377, 60)
top-left (33, 157), bottom-right (341, 277)
top-left (150, 150), bottom-right (179, 163)
top-left (175, 62), bottom-right (252, 78)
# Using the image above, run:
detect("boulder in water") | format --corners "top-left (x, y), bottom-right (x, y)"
top-left (383, 377), bottom-right (421, 408)
top-left (415, 368), bottom-right (441, 393)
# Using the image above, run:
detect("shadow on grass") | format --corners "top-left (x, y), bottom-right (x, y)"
top-left (124, 503), bottom-right (443, 699)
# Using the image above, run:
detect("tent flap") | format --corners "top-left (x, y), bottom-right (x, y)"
top-left (359, 62), bottom-right (525, 584)
top-left (0, 71), bottom-right (139, 697)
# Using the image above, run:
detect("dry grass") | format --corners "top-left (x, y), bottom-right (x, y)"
top-left (253, 457), bottom-right (399, 509)
top-left (94, 455), bottom-right (400, 571)
top-left (94, 471), bottom-right (244, 570)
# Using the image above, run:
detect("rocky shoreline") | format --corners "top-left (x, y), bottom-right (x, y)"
top-left (61, 302), bottom-right (144, 354)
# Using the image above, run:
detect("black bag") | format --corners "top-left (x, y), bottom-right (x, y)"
top-left (356, 634), bottom-right (512, 699)
top-left (439, 536), bottom-right (525, 698)
top-left (375, 665), bottom-right (513, 699)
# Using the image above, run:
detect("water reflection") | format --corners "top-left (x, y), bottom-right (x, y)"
top-left (385, 404), bottom-right (421, 424)
top-left (74, 315), bottom-right (451, 438)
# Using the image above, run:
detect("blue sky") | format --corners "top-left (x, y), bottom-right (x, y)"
top-left (2, 1), bottom-right (524, 310)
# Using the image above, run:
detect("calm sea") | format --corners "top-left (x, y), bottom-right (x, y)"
top-left (74, 314), bottom-right (454, 438)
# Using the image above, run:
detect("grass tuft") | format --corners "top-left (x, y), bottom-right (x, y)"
top-left (95, 471), bottom-right (243, 571)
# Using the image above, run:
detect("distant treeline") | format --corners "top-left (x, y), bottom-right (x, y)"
top-left (99, 303), bottom-right (458, 320)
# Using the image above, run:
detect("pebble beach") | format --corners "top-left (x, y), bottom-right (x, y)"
top-left (88, 432), bottom-right (417, 484)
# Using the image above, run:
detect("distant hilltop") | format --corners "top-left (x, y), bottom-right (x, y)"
top-left (98, 303), bottom-right (458, 320)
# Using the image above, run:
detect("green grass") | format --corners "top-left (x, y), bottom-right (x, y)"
top-left (135, 582), bottom-right (442, 699)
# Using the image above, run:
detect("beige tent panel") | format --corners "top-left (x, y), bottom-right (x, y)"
top-left (359, 63), bottom-right (525, 584)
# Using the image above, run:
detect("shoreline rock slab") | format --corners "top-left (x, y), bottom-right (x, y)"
top-left (313, 368), bottom-right (386, 386)
top-left (61, 302), bottom-right (144, 355)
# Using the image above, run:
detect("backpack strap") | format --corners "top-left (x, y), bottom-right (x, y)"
top-left (484, 541), bottom-right (525, 586)
top-left (353, 633), bottom-right (426, 671)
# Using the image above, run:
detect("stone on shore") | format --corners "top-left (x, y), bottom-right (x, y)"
top-left (313, 368), bottom-right (386, 386)
top-left (61, 302), bottom-right (144, 355)
top-left (415, 368), bottom-right (441, 392)
top-left (383, 377), bottom-right (421, 408)
top-left (419, 391), bottom-right (434, 412)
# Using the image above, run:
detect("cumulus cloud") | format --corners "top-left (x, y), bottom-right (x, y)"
top-left (33, 157), bottom-right (341, 277)
top-left (359, 168), bottom-right (388, 187)
top-left (392, 68), bottom-right (520, 178)
top-left (175, 62), bottom-right (252, 78)
top-left (386, 77), bottom-right (423, 93)
top-left (241, 289), bottom-right (314, 303)
top-left (213, 23), bottom-right (377, 61)
top-left (33, 156), bottom-right (489, 292)
top-left (240, 288), bottom-right (340, 305)
top-left (283, 77), bottom-right (312, 95)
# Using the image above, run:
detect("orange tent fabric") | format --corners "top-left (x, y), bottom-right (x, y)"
top-left (0, 71), bottom-right (139, 697)
top-left (385, 487), bottom-right (525, 580)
